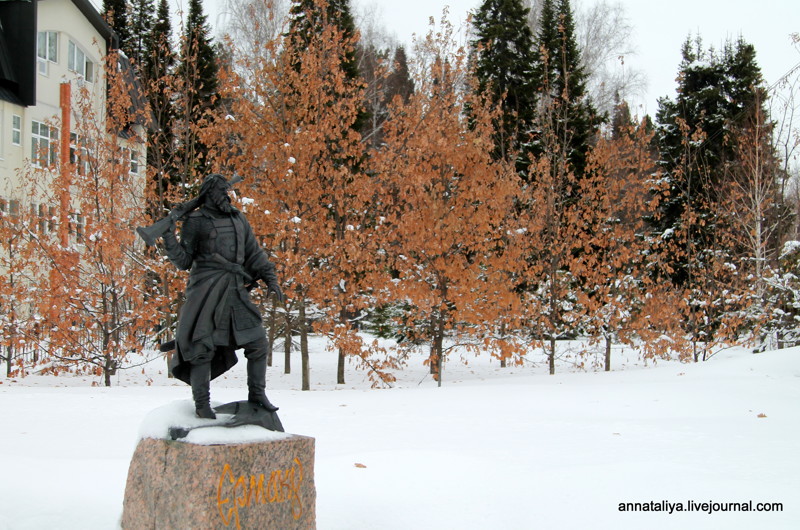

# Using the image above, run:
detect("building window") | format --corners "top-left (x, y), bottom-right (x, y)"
top-left (122, 147), bottom-right (140, 175)
top-left (12, 115), bottom-right (22, 146)
top-left (70, 132), bottom-right (90, 175)
top-left (31, 121), bottom-right (58, 168)
top-left (130, 149), bottom-right (139, 174)
top-left (69, 212), bottom-right (84, 242)
top-left (37, 31), bottom-right (58, 75)
top-left (68, 40), bottom-right (94, 82)
top-left (30, 203), bottom-right (54, 234)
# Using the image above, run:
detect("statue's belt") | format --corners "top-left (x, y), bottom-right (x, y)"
top-left (194, 253), bottom-right (253, 282)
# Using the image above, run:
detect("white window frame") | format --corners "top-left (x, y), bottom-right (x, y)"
top-left (30, 203), bottom-right (54, 234)
top-left (70, 132), bottom-right (90, 176)
top-left (37, 31), bottom-right (58, 75)
top-left (122, 147), bottom-right (140, 175)
top-left (69, 212), bottom-right (85, 243)
top-left (31, 120), bottom-right (58, 168)
top-left (12, 115), bottom-right (22, 146)
top-left (130, 148), bottom-right (140, 175)
top-left (68, 40), bottom-right (94, 82)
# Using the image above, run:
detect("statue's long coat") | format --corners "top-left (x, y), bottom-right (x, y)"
top-left (164, 207), bottom-right (277, 383)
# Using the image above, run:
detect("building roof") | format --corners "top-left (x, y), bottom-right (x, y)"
top-left (70, 0), bottom-right (118, 49)
top-left (0, 0), bottom-right (35, 105)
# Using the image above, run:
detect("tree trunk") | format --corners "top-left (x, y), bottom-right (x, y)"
top-left (284, 309), bottom-right (292, 375)
top-left (104, 355), bottom-right (112, 387)
top-left (436, 333), bottom-right (444, 389)
top-left (299, 299), bottom-right (310, 391)
top-left (337, 348), bottom-right (345, 385)
top-left (431, 313), bottom-right (445, 387)
top-left (604, 335), bottom-right (611, 372)
top-left (5, 344), bottom-right (12, 377)
top-left (337, 308), bottom-right (348, 384)
top-left (549, 337), bottom-right (556, 375)
top-left (500, 322), bottom-right (507, 368)
top-left (428, 318), bottom-right (437, 375)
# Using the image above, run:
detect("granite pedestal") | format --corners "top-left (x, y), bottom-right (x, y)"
top-left (121, 415), bottom-right (315, 529)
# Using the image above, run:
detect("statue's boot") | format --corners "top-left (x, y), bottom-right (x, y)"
top-left (247, 356), bottom-right (279, 412)
top-left (190, 362), bottom-right (216, 419)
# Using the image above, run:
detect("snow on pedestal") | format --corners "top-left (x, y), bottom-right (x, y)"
top-left (121, 401), bottom-right (316, 530)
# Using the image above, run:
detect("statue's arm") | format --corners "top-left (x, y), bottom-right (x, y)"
top-left (163, 216), bottom-right (199, 270)
top-left (242, 217), bottom-right (283, 301)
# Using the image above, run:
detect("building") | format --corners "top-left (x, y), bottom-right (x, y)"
top-left (0, 0), bottom-right (146, 244)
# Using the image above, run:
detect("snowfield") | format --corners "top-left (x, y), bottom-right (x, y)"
top-left (0, 338), bottom-right (798, 529)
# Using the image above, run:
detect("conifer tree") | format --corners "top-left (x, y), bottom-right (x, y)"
top-left (143, 0), bottom-right (178, 206)
top-left (288, 0), bottom-right (366, 131)
top-left (184, 0), bottom-right (219, 100)
top-left (102, 0), bottom-right (131, 51)
top-left (650, 36), bottom-right (785, 357)
top-left (471, 0), bottom-right (538, 176)
top-left (127, 0), bottom-right (154, 66)
top-left (177, 0), bottom-right (219, 179)
top-left (385, 46), bottom-right (414, 106)
top-left (288, 0), bottom-right (359, 79)
top-left (652, 36), bottom-right (772, 285)
top-left (531, 0), bottom-right (600, 178)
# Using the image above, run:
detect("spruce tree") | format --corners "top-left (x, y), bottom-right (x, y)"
top-left (127, 0), bottom-right (154, 66)
top-left (531, 0), bottom-right (600, 178)
top-left (385, 46), bottom-right (414, 106)
top-left (183, 0), bottom-right (218, 102)
top-left (144, 0), bottom-right (173, 83)
top-left (471, 0), bottom-right (538, 177)
top-left (178, 0), bottom-right (219, 178)
top-left (144, 0), bottom-right (177, 201)
top-left (102, 0), bottom-right (131, 51)
top-left (288, 0), bottom-right (359, 81)
top-left (287, 0), bottom-right (366, 131)
top-left (652, 36), bottom-right (772, 284)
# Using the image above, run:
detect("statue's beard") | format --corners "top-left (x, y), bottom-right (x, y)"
top-left (206, 188), bottom-right (234, 213)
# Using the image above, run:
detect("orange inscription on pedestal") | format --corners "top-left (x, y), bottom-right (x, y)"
top-left (216, 457), bottom-right (304, 529)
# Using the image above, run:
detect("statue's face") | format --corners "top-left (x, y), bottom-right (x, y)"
top-left (206, 180), bottom-right (234, 213)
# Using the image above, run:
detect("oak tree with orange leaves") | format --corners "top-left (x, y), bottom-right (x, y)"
top-left (13, 51), bottom-right (161, 385)
top-left (373, 21), bottom-right (522, 385)
top-left (206, 0), bottom-right (394, 388)
top-left (567, 120), bottom-right (653, 369)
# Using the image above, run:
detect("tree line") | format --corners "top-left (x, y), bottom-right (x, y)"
top-left (1, 0), bottom-right (799, 387)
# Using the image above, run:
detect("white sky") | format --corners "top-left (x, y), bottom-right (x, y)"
top-left (158, 0), bottom-right (800, 116)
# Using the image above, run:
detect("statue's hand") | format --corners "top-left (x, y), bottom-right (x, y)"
top-left (268, 281), bottom-right (284, 304)
top-left (257, 266), bottom-right (283, 303)
top-left (162, 228), bottom-right (178, 245)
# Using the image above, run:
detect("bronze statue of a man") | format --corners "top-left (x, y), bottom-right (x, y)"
top-left (160, 173), bottom-right (283, 419)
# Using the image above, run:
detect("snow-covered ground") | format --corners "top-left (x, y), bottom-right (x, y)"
top-left (0, 338), bottom-right (798, 529)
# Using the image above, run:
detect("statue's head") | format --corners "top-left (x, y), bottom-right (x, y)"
top-left (199, 173), bottom-right (242, 214)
